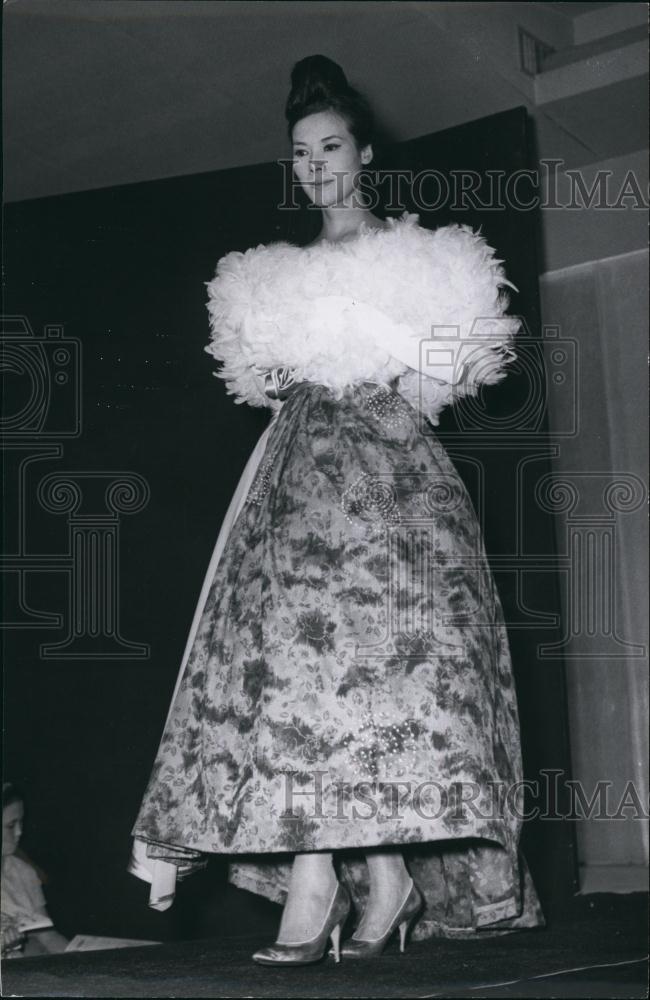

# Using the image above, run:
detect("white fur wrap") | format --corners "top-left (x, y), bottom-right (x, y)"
top-left (205, 214), bottom-right (519, 424)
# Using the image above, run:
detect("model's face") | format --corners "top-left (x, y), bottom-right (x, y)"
top-left (2, 802), bottom-right (23, 856)
top-left (292, 110), bottom-right (371, 208)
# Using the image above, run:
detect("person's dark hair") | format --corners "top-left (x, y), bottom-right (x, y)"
top-left (2, 782), bottom-right (23, 810)
top-left (285, 54), bottom-right (374, 149)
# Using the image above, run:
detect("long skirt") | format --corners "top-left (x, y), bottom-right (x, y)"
top-left (131, 380), bottom-right (544, 938)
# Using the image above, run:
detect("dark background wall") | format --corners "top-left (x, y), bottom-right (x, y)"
top-left (2, 162), bottom-right (286, 940)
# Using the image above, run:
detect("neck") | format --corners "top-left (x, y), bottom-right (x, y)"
top-left (318, 202), bottom-right (378, 243)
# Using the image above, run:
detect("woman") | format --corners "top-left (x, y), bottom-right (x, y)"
top-left (1, 784), bottom-right (69, 957)
top-left (130, 54), bottom-right (544, 965)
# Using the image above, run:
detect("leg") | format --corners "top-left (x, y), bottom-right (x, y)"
top-left (353, 848), bottom-right (413, 940)
top-left (276, 850), bottom-right (338, 944)
top-left (251, 851), bottom-right (351, 964)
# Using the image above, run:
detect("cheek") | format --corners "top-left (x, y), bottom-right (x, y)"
top-left (332, 150), bottom-right (362, 182)
top-left (293, 159), bottom-right (310, 182)
top-left (293, 169), bottom-right (317, 203)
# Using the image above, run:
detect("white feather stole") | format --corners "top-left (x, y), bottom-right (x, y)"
top-left (205, 213), bottom-right (519, 425)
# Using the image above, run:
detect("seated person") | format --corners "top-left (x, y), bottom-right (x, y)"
top-left (1, 783), bottom-right (68, 957)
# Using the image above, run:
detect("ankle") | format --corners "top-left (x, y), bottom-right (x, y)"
top-left (293, 870), bottom-right (338, 908)
top-left (290, 855), bottom-right (338, 895)
top-left (317, 867), bottom-right (339, 895)
top-left (366, 869), bottom-right (412, 898)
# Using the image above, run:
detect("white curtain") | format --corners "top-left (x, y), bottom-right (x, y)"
top-left (539, 249), bottom-right (648, 891)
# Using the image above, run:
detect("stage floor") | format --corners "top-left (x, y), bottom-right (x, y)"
top-left (3, 894), bottom-right (647, 998)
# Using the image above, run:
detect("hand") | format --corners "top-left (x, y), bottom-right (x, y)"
top-left (24, 929), bottom-right (69, 955)
top-left (261, 366), bottom-right (301, 401)
top-left (1, 913), bottom-right (24, 956)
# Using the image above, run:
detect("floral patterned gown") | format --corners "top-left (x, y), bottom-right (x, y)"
top-left (130, 215), bottom-right (544, 937)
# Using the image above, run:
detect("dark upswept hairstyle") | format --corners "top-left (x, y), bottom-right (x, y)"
top-left (285, 54), bottom-right (375, 150)
top-left (2, 782), bottom-right (23, 809)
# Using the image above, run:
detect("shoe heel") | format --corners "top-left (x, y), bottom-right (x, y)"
top-left (329, 922), bottom-right (342, 963)
top-left (398, 908), bottom-right (419, 953)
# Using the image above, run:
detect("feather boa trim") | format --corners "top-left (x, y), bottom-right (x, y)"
top-left (205, 214), bottom-right (519, 424)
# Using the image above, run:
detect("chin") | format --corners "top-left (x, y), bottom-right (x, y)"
top-left (302, 188), bottom-right (333, 208)
top-left (301, 181), bottom-right (355, 209)
top-left (312, 194), bottom-right (339, 209)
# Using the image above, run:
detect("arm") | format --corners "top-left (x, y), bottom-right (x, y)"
top-left (392, 223), bottom-right (520, 423)
top-left (1, 912), bottom-right (24, 957)
top-left (24, 926), bottom-right (69, 955)
top-left (205, 247), bottom-right (283, 412)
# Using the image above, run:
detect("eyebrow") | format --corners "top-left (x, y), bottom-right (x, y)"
top-left (293, 135), bottom-right (344, 146)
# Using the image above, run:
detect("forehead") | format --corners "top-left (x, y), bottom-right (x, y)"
top-left (292, 110), bottom-right (352, 145)
top-left (3, 801), bottom-right (24, 821)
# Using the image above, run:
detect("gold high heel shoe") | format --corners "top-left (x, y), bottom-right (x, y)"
top-left (252, 882), bottom-right (351, 966)
top-left (338, 878), bottom-right (423, 959)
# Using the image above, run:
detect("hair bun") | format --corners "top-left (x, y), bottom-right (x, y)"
top-left (286, 55), bottom-right (350, 121)
top-left (285, 54), bottom-right (374, 150)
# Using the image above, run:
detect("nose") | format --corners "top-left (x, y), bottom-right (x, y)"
top-left (309, 156), bottom-right (325, 176)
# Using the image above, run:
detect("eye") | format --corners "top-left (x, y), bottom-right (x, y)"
top-left (324, 143), bottom-right (341, 152)
top-left (293, 149), bottom-right (308, 158)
